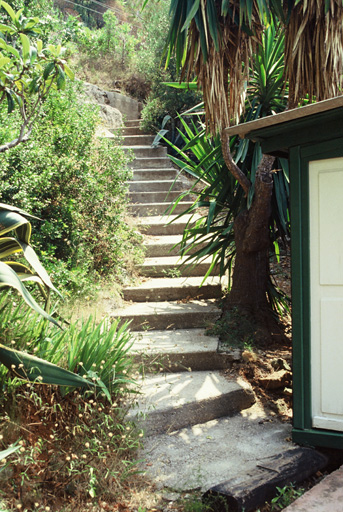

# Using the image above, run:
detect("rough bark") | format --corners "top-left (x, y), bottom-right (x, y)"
top-left (223, 153), bottom-right (275, 315)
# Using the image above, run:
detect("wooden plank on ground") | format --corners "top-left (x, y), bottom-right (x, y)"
top-left (202, 447), bottom-right (327, 512)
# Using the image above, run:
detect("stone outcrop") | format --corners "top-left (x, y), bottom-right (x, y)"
top-left (83, 82), bottom-right (141, 127)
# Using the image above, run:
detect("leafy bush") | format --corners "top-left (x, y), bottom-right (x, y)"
top-left (0, 82), bottom-right (141, 293)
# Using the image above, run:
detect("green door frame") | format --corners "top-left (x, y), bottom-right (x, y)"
top-left (291, 137), bottom-right (343, 449)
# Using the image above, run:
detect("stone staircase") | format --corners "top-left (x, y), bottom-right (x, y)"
top-left (108, 120), bottom-right (293, 495)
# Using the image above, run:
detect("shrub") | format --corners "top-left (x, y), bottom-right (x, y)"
top-left (0, 82), bottom-right (141, 293)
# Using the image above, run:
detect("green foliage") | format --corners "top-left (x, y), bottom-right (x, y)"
top-left (0, 292), bottom-right (135, 400)
top-left (165, 22), bottom-right (290, 315)
top-left (136, 1), bottom-right (202, 133)
top-left (75, 9), bottom-right (139, 70)
top-left (0, 343), bottom-right (94, 388)
top-left (271, 483), bottom-right (305, 510)
top-left (0, 81), bottom-right (140, 294)
top-left (0, 1), bottom-right (74, 148)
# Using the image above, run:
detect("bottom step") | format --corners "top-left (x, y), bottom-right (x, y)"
top-left (129, 372), bottom-right (255, 436)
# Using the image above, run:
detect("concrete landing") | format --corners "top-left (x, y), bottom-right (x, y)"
top-left (130, 372), bottom-right (255, 436)
top-left (131, 328), bottom-right (239, 371)
top-left (111, 299), bottom-right (220, 330)
top-left (140, 403), bottom-right (293, 491)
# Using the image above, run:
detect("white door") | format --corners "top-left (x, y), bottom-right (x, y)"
top-left (310, 157), bottom-right (343, 431)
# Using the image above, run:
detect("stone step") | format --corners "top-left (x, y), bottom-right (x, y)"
top-left (129, 372), bottom-right (255, 436)
top-left (132, 169), bottom-right (178, 181)
top-left (120, 126), bottom-right (143, 136)
top-left (129, 190), bottom-right (189, 204)
top-left (130, 328), bottom-right (239, 372)
top-left (138, 255), bottom-right (218, 277)
top-left (129, 201), bottom-right (194, 216)
top-left (111, 299), bottom-right (220, 330)
top-left (130, 157), bottom-right (173, 169)
top-left (143, 234), bottom-right (206, 257)
top-left (123, 119), bottom-right (141, 127)
top-left (137, 215), bottom-right (200, 235)
top-left (128, 179), bottom-right (183, 192)
top-left (123, 145), bottom-right (167, 158)
top-left (123, 276), bottom-right (222, 302)
top-left (123, 134), bottom-right (155, 145)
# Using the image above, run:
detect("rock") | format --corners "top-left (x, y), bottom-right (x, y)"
top-left (83, 82), bottom-right (141, 122)
top-left (258, 369), bottom-right (291, 390)
top-left (97, 103), bottom-right (122, 130)
top-left (271, 357), bottom-right (291, 372)
top-left (81, 83), bottom-right (123, 129)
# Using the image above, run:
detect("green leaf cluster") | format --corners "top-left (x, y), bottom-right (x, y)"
top-left (0, 293), bottom-right (134, 399)
top-left (0, 1), bottom-right (74, 116)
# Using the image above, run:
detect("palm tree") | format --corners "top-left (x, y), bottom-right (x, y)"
top-left (145, 0), bottom-right (343, 326)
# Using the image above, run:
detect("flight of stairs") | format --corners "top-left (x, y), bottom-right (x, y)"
top-left (108, 119), bottom-right (255, 438)
top-left (105, 120), bottom-right (298, 496)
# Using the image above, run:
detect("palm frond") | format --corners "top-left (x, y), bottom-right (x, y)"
top-left (285, 0), bottom-right (343, 107)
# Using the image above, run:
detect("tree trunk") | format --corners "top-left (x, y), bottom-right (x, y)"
top-left (223, 155), bottom-right (274, 316)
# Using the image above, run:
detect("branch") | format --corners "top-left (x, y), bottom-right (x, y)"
top-left (0, 125), bottom-right (33, 153)
top-left (0, 74), bottom-right (57, 154)
top-left (220, 130), bottom-right (251, 195)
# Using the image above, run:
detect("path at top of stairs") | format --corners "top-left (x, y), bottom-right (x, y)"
top-left (108, 120), bottom-right (297, 501)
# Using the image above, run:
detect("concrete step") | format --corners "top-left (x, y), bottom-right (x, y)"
top-left (123, 145), bottom-right (167, 158)
top-left (123, 276), bottom-right (222, 301)
top-left (143, 234), bottom-right (206, 257)
top-left (120, 126), bottom-right (143, 136)
top-left (129, 190), bottom-right (189, 204)
top-left (137, 215), bottom-right (200, 235)
top-left (123, 135), bottom-right (155, 145)
top-left (131, 328), bottom-right (238, 372)
top-left (129, 372), bottom-right (255, 436)
top-left (132, 169), bottom-right (178, 181)
top-left (124, 119), bottom-right (141, 127)
top-left (111, 299), bottom-right (220, 330)
top-left (130, 157), bottom-right (173, 169)
top-left (129, 201), bottom-right (194, 216)
top-left (138, 255), bottom-right (218, 277)
top-left (128, 179), bottom-right (183, 192)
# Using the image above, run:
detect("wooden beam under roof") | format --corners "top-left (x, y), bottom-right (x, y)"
top-left (225, 96), bottom-right (343, 139)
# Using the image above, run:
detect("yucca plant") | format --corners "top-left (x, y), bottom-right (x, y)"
top-left (166, 21), bottom-right (290, 314)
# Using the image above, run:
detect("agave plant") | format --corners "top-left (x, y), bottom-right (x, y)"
top-left (0, 203), bottom-right (61, 323)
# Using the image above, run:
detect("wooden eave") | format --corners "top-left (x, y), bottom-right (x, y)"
top-left (225, 96), bottom-right (343, 158)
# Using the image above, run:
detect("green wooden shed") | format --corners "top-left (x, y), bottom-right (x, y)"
top-left (226, 96), bottom-right (343, 449)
